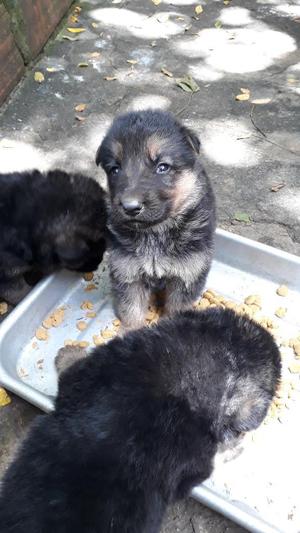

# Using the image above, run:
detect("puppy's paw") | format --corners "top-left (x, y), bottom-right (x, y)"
top-left (55, 346), bottom-right (87, 375)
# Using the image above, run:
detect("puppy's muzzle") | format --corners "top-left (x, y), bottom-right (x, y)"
top-left (120, 193), bottom-right (144, 216)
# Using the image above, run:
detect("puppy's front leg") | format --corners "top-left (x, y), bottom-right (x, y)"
top-left (164, 272), bottom-right (207, 315)
top-left (112, 279), bottom-right (150, 331)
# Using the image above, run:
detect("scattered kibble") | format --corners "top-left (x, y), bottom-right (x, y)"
top-left (64, 339), bottom-right (74, 346)
top-left (76, 321), bottom-right (87, 331)
top-left (81, 300), bottom-right (94, 310)
top-left (42, 307), bottom-right (65, 328)
top-left (0, 302), bottom-right (8, 315)
top-left (275, 307), bottom-right (287, 318)
top-left (84, 283), bottom-right (97, 292)
top-left (93, 334), bottom-right (105, 346)
top-left (101, 328), bottom-right (115, 339)
top-left (79, 341), bottom-right (90, 348)
top-left (35, 327), bottom-right (49, 341)
top-left (276, 285), bottom-right (288, 297)
top-left (86, 311), bottom-right (96, 318)
top-left (0, 387), bottom-right (11, 407)
top-left (83, 272), bottom-right (94, 282)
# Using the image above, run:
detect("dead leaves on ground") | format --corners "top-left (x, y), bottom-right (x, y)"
top-left (34, 71), bottom-right (45, 83)
top-left (235, 87), bottom-right (250, 101)
top-left (176, 74), bottom-right (199, 93)
top-left (104, 75), bottom-right (117, 81)
top-left (270, 183), bottom-right (286, 193)
top-left (195, 5), bottom-right (203, 16)
top-left (233, 212), bottom-right (251, 224)
top-left (67, 27), bottom-right (86, 34)
top-left (75, 103), bottom-right (86, 112)
top-left (161, 67), bottom-right (173, 78)
top-left (151, 0), bottom-right (161, 5)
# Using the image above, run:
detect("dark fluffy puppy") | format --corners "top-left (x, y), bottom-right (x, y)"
top-left (96, 109), bottom-right (216, 330)
top-left (0, 309), bottom-right (281, 533)
top-left (0, 169), bottom-right (107, 304)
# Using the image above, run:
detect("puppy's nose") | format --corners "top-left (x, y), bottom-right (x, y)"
top-left (120, 195), bottom-right (143, 216)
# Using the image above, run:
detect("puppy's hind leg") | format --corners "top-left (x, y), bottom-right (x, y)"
top-left (112, 279), bottom-right (151, 332)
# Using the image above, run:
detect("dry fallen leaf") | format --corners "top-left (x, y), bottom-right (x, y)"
top-left (77, 62), bottom-right (89, 67)
top-left (74, 5), bottom-right (82, 13)
top-left (126, 59), bottom-right (138, 65)
top-left (62, 35), bottom-right (79, 41)
top-left (88, 51), bottom-right (101, 58)
top-left (271, 183), bottom-right (285, 193)
top-left (195, 5), bottom-right (203, 15)
top-left (69, 15), bottom-right (78, 23)
top-left (151, 0), bottom-right (161, 5)
top-left (67, 27), bottom-right (86, 33)
top-left (235, 88), bottom-right (250, 101)
top-left (215, 20), bottom-right (222, 29)
top-left (75, 115), bottom-right (86, 122)
top-left (75, 103), bottom-right (86, 112)
top-left (233, 212), bottom-right (251, 223)
top-left (34, 71), bottom-right (45, 83)
top-left (91, 22), bottom-right (98, 28)
top-left (104, 75), bottom-right (117, 81)
top-left (161, 67), bottom-right (173, 78)
top-left (46, 67), bottom-right (59, 72)
top-left (251, 98), bottom-right (271, 105)
top-left (176, 74), bottom-right (199, 93)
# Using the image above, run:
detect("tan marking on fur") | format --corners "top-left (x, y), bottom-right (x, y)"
top-left (147, 135), bottom-right (168, 161)
top-left (111, 140), bottom-right (123, 160)
top-left (171, 169), bottom-right (199, 213)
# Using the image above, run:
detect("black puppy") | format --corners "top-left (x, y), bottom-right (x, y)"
top-left (96, 109), bottom-right (216, 330)
top-left (0, 169), bottom-right (107, 304)
top-left (0, 309), bottom-right (281, 533)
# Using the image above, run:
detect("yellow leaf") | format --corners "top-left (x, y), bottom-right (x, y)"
top-left (151, 0), bottom-right (161, 5)
top-left (46, 67), bottom-right (59, 72)
top-left (126, 59), bottom-right (138, 65)
top-left (69, 15), bottom-right (78, 23)
top-left (34, 71), bottom-right (45, 83)
top-left (75, 103), bottom-right (86, 112)
top-left (104, 75), bottom-right (117, 81)
top-left (195, 5), bottom-right (203, 15)
top-left (240, 87), bottom-right (250, 95)
top-left (91, 22), bottom-right (98, 28)
top-left (235, 93), bottom-right (250, 101)
top-left (77, 62), bottom-right (89, 67)
top-left (89, 51), bottom-right (101, 58)
top-left (0, 387), bottom-right (11, 407)
top-left (251, 98), bottom-right (271, 105)
top-left (161, 67), bottom-right (173, 78)
top-left (67, 27), bottom-right (86, 33)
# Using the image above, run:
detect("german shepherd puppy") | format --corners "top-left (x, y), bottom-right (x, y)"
top-left (0, 309), bottom-right (281, 533)
top-left (96, 110), bottom-right (216, 330)
top-left (0, 169), bottom-right (107, 304)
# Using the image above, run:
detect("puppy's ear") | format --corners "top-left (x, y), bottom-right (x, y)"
top-left (181, 126), bottom-right (201, 154)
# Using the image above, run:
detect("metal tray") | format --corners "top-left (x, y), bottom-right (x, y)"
top-left (0, 229), bottom-right (300, 533)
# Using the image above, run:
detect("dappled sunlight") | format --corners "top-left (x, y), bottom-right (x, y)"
top-left (88, 7), bottom-right (190, 39)
top-left (0, 140), bottom-right (52, 173)
top-left (175, 27), bottom-right (297, 73)
top-left (200, 119), bottom-right (262, 167)
top-left (188, 63), bottom-right (223, 82)
top-left (161, 0), bottom-right (196, 5)
top-left (219, 7), bottom-right (253, 26)
top-left (275, 4), bottom-right (300, 17)
top-left (127, 94), bottom-right (171, 111)
top-left (272, 189), bottom-right (300, 219)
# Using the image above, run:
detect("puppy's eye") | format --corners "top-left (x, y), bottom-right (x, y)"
top-left (110, 166), bottom-right (120, 176)
top-left (156, 163), bottom-right (171, 174)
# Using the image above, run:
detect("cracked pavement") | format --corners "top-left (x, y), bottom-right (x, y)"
top-left (0, 0), bottom-right (299, 531)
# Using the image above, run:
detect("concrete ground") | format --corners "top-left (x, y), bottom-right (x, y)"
top-left (0, 0), bottom-right (300, 531)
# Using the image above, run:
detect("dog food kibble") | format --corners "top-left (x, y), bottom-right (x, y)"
top-left (0, 302), bottom-right (8, 315)
top-left (276, 285), bottom-right (288, 296)
top-left (101, 328), bottom-right (115, 339)
top-left (79, 341), bottom-right (90, 348)
top-left (113, 319), bottom-right (121, 327)
top-left (42, 307), bottom-right (65, 329)
top-left (35, 327), bottom-right (49, 341)
top-left (0, 387), bottom-right (11, 407)
top-left (244, 294), bottom-right (262, 307)
top-left (64, 339), bottom-right (74, 346)
top-left (86, 311), bottom-right (96, 318)
top-left (76, 321), bottom-right (87, 331)
top-left (80, 300), bottom-right (94, 310)
top-left (83, 272), bottom-right (94, 282)
top-left (84, 283), bottom-right (97, 292)
top-left (275, 307), bottom-right (287, 318)
top-left (93, 334), bottom-right (105, 346)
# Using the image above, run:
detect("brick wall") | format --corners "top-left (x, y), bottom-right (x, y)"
top-left (0, 0), bottom-right (73, 106)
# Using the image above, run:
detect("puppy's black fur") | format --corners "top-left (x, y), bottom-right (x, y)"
top-left (0, 169), bottom-right (107, 304)
top-left (0, 309), bottom-right (281, 533)
top-left (96, 109), bottom-right (216, 329)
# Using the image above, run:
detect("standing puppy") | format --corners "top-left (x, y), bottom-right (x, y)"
top-left (96, 110), bottom-right (215, 330)
top-left (0, 309), bottom-right (281, 533)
